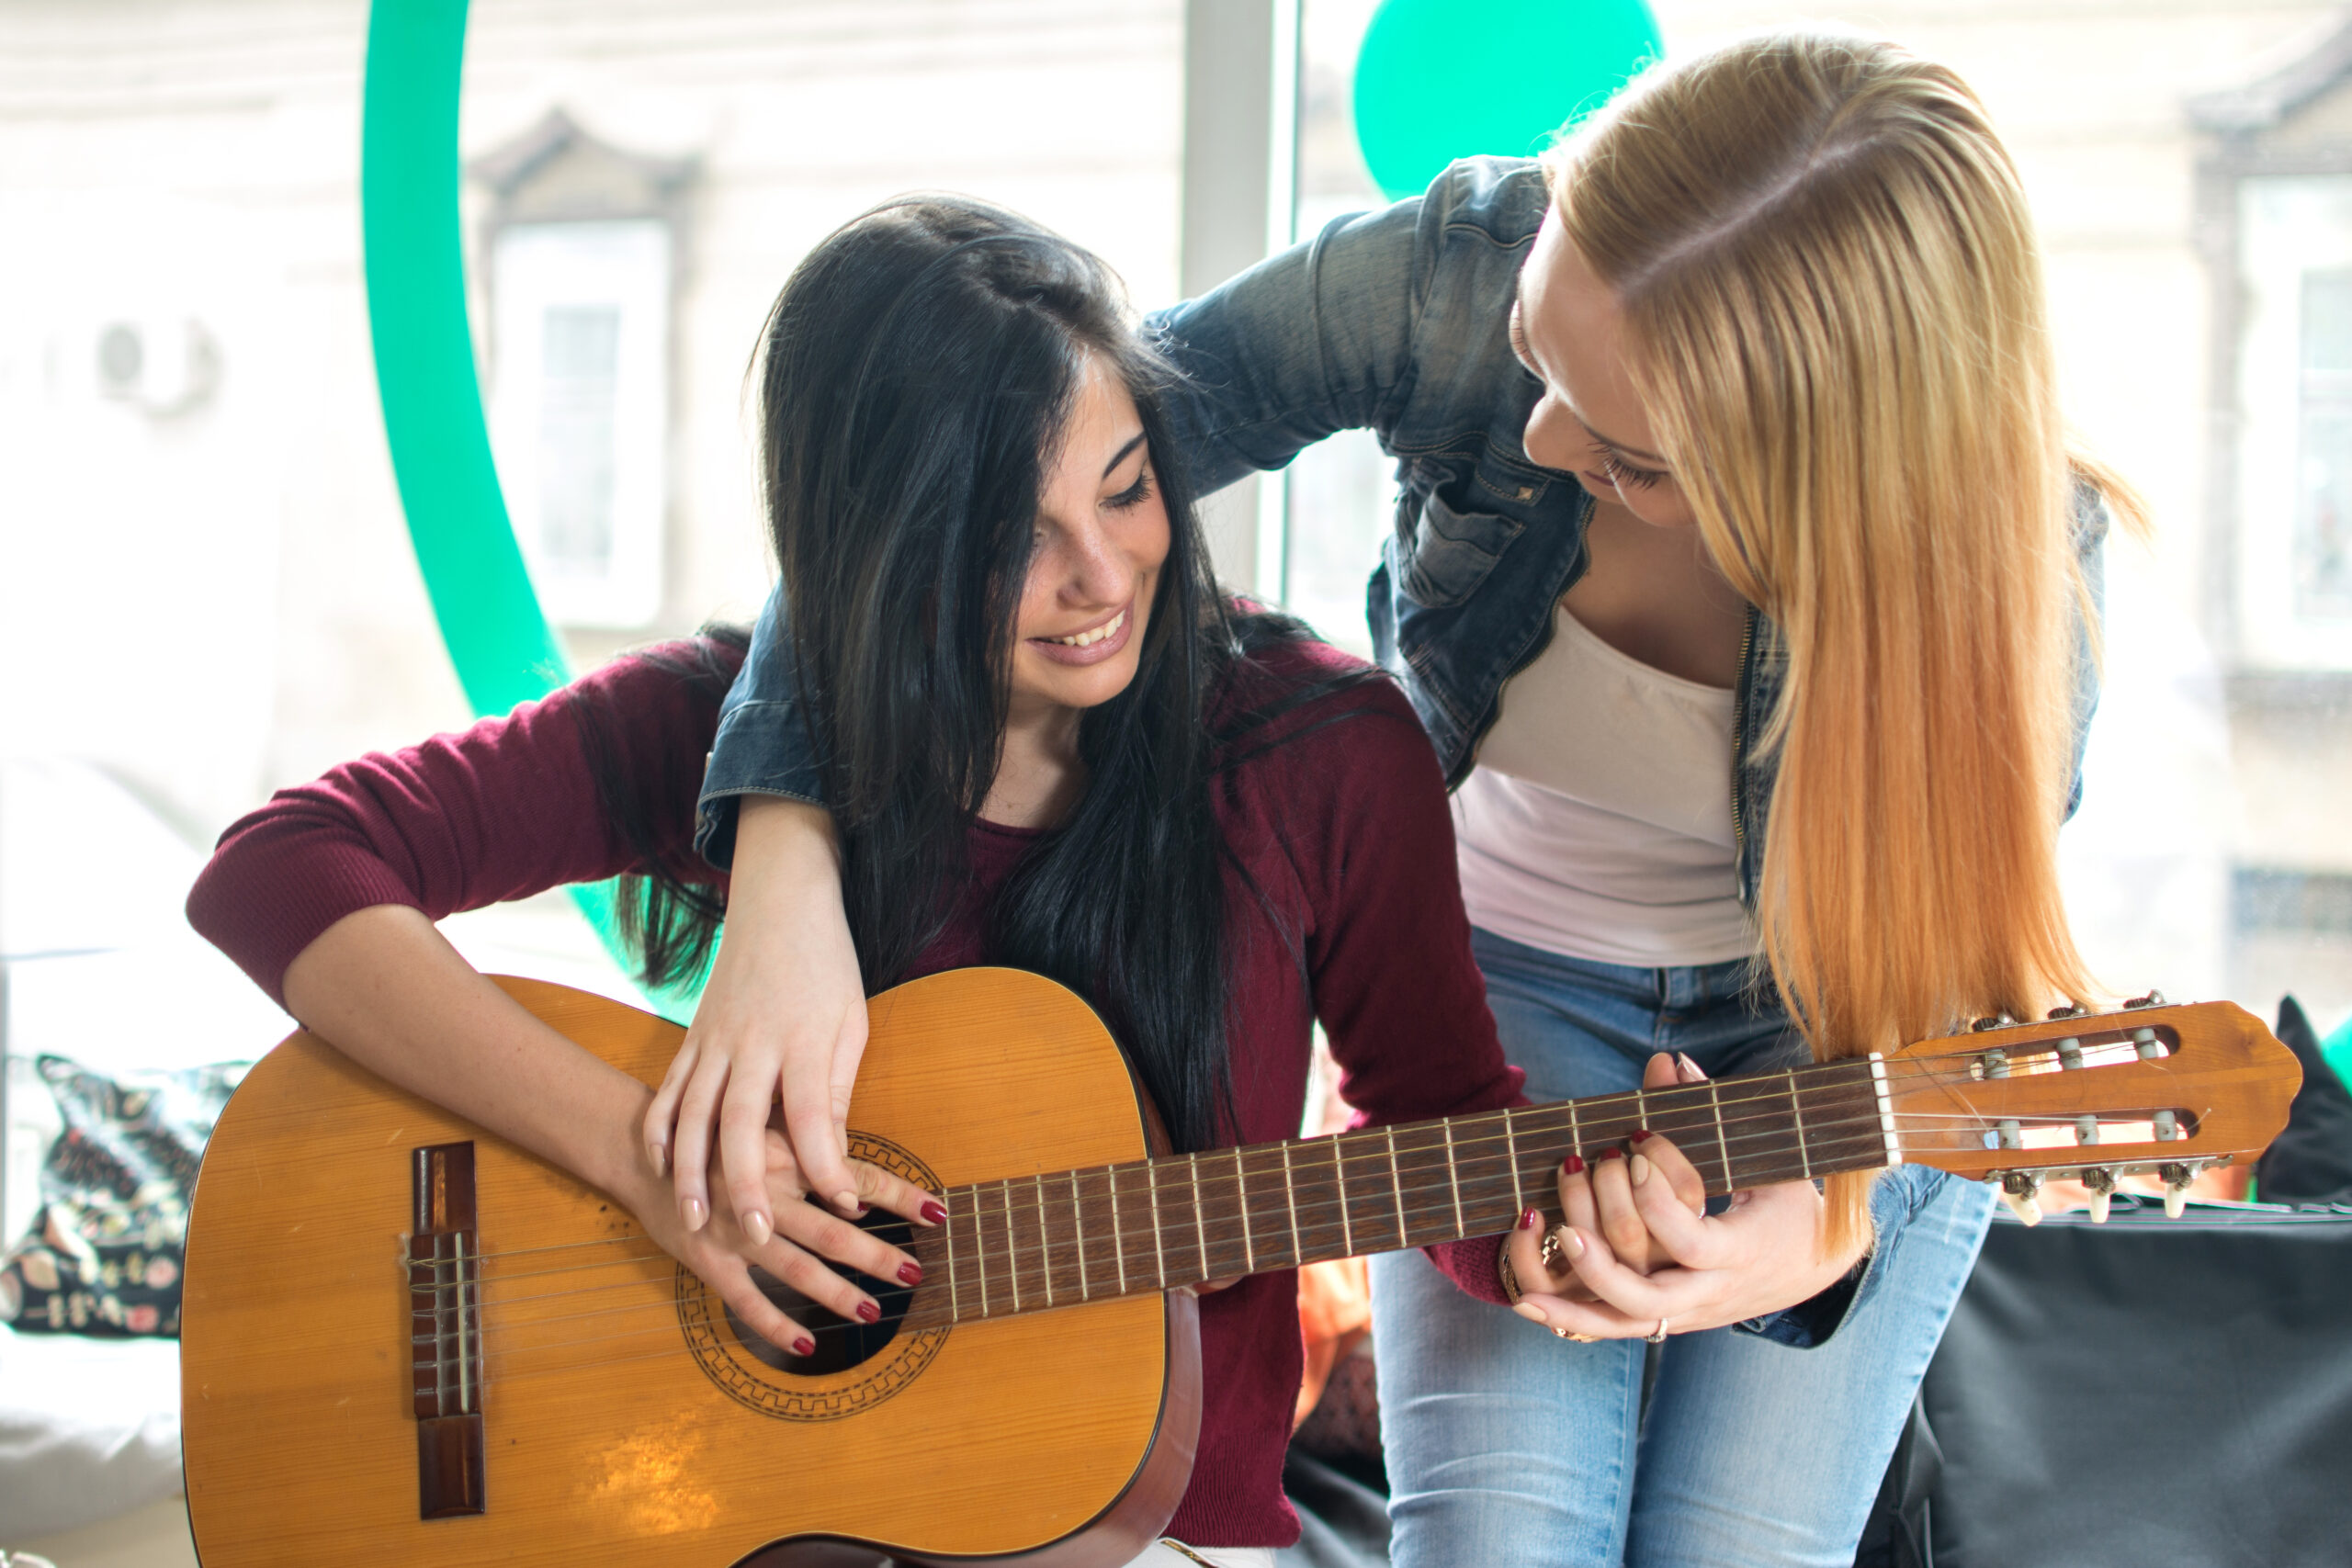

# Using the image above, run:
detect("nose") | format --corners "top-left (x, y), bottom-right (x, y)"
top-left (1047, 513), bottom-right (1130, 606)
top-left (1521, 389), bottom-right (1580, 473)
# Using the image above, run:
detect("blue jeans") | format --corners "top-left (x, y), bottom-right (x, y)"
top-left (1371, 930), bottom-right (1995, 1568)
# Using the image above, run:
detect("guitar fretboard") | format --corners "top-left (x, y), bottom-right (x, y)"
top-left (901, 1057), bottom-right (1890, 1329)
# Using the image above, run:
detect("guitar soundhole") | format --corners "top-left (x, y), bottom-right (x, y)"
top-left (722, 1210), bottom-right (915, 1376)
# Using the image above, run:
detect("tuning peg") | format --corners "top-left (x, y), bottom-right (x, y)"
top-left (2000, 1170), bottom-right (2043, 1226)
top-left (2133, 1027), bottom-right (2163, 1062)
top-left (2057, 1037), bottom-right (2085, 1071)
top-left (2046, 1003), bottom-right (2087, 1020)
top-left (2160, 1161), bottom-right (2194, 1219)
top-left (1972, 1014), bottom-right (2016, 1032)
top-left (2084, 1168), bottom-right (2117, 1224)
top-left (2123, 989), bottom-right (2165, 1010)
top-left (1983, 1048), bottom-right (2011, 1079)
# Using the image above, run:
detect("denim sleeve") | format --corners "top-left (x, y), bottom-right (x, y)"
top-left (2061, 480), bottom-right (2114, 823)
top-left (1732, 1164), bottom-right (1996, 1349)
top-left (1144, 181), bottom-right (1430, 493)
top-left (694, 587), bottom-right (825, 872)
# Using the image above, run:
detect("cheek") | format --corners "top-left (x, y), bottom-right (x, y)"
top-left (1125, 498), bottom-right (1174, 578)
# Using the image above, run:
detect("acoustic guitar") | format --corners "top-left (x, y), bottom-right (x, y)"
top-left (178, 969), bottom-right (2299, 1567)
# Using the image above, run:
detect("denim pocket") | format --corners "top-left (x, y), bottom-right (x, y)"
top-left (1397, 489), bottom-right (1524, 608)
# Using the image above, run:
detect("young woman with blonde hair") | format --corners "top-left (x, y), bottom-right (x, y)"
top-left (667, 30), bottom-right (2138, 1565)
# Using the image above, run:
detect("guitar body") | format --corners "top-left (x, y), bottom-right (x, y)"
top-left (181, 971), bottom-right (1199, 1567)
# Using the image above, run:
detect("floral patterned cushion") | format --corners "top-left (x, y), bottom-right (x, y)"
top-left (0, 1055), bottom-right (246, 1337)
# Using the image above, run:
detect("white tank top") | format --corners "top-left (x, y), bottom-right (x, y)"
top-left (1452, 604), bottom-right (1758, 966)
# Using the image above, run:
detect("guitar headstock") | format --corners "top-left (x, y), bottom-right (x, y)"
top-left (1882, 995), bottom-right (2302, 1224)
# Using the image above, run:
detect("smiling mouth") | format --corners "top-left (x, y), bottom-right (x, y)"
top-left (1040, 607), bottom-right (1125, 649)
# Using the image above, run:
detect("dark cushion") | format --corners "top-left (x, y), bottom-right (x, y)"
top-left (0, 1055), bottom-right (246, 1337)
top-left (2256, 996), bottom-right (2352, 1205)
top-left (1860, 1201), bottom-right (2352, 1568)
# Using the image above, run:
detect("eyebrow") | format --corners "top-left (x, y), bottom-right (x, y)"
top-left (1102, 432), bottom-right (1148, 479)
top-left (1511, 274), bottom-right (1671, 467)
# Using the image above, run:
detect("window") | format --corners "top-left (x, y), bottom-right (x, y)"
top-left (2236, 176), bottom-right (2352, 665)
top-left (487, 219), bottom-right (670, 628)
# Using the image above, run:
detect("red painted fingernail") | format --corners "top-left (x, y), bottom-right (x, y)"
top-left (921, 1201), bottom-right (949, 1226)
top-left (1632, 1128), bottom-right (1652, 1144)
top-left (855, 1300), bottom-right (882, 1325)
top-left (793, 1336), bottom-right (815, 1357)
top-left (898, 1261), bottom-right (922, 1286)
top-left (1563, 1153), bottom-right (1587, 1175)
top-left (1600, 1146), bottom-right (1624, 1161)
top-left (1519, 1207), bottom-right (1542, 1230)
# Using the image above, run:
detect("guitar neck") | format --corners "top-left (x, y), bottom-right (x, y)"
top-left (903, 1057), bottom-right (1890, 1328)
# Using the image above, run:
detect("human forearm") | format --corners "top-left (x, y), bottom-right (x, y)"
top-left (651, 794), bottom-right (887, 1235)
top-left (280, 904), bottom-right (657, 1203)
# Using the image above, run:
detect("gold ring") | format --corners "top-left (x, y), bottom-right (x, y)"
top-left (1537, 1231), bottom-right (1564, 1271)
top-left (1646, 1317), bottom-right (1670, 1344)
top-left (1552, 1326), bottom-right (1600, 1343)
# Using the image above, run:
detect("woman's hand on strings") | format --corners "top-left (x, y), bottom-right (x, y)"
top-left (1503, 1051), bottom-right (1867, 1339)
top-left (643, 797), bottom-right (913, 1248)
top-left (623, 1127), bottom-right (937, 1356)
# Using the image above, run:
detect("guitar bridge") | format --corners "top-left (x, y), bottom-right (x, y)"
top-left (408, 1141), bottom-right (486, 1519)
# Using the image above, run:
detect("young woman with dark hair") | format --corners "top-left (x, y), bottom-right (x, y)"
top-left (187, 196), bottom-right (1524, 1566)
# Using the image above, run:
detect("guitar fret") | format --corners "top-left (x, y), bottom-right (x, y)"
top-left (1385, 1125), bottom-right (1407, 1247)
top-left (1236, 1147), bottom-right (1254, 1274)
top-left (1190, 1153), bottom-right (1209, 1278)
top-left (1442, 1120), bottom-right (1464, 1236)
top-left (1505, 1111), bottom-right (1523, 1216)
top-left (1147, 1160), bottom-right (1166, 1287)
top-left (1001, 1178), bottom-right (1019, 1311)
top-left (974, 1190), bottom-right (989, 1316)
top-left (1333, 1138), bottom-right (1352, 1256)
top-left (1787, 1070), bottom-right (1812, 1179)
top-left (1035, 1173), bottom-right (1052, 1306)
top-left (944, 1196), bottom-right (961, 1320)
top-left (1070, 1170), bottom-right (1089, 1300)
top-left (1567, 1098), bottom-right (1582, 1161)
top-left (1711, 1079), bottom-right (1733, 1191)
top-left (1108, 1166), bottom-right (1127, 1295)
top-left (1281, 1142), bottom-right (1300, 1266)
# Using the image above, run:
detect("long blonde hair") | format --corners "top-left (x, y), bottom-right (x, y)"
top-left (1547, 33), bottom-right (2145, 1247)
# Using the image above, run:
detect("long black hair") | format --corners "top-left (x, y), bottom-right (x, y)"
top-left (583, 197), bottom-right (1344, 1154)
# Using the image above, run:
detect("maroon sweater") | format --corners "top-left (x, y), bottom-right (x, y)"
top-left (187, 636), bottom-right (1521, 1549)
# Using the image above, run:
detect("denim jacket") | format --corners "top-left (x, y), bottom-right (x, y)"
top-left (694, 156), bottom-right (2107, 1345)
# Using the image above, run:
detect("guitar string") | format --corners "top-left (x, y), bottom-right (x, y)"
top-left (413, 1102), bottom-right (2041, 1313)
top-left (408, 1105), bottom-right (2146, 1354)
top-left (413, 1098), bottom-right (2169, 1314)
top-left (415, 1134), bottom-right (2190, 1372)
top-left (430, 1044), bottom-right (2127, 1275)
top-left (410, 1120), bottom-right (2075, 1372)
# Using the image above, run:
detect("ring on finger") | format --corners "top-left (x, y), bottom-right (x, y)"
top-left (1552, 1325), bottom-right (1600, 1343)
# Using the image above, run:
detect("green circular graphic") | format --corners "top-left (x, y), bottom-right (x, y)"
top-left (360, 2), bottom-right (693, 1018)
top-left (1352, 0), bottom-right (1664, 201)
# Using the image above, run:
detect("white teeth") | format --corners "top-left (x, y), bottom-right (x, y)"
top-left (1048, 609), bottom-right (1125, 648)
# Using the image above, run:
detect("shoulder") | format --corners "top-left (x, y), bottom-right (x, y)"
top-left (1211, 625), bottom-right (1433, 783)
top-left (1422, 155), bottom-right (1551, 252)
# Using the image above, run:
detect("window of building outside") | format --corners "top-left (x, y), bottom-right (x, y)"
top-left (2241, 176), bottom-right (2352, 658)
top-left (488, 219), bottom-right (670, 630)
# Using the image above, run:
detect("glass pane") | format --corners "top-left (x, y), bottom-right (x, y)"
top-left (537, 303), bottom-right (620, 572)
